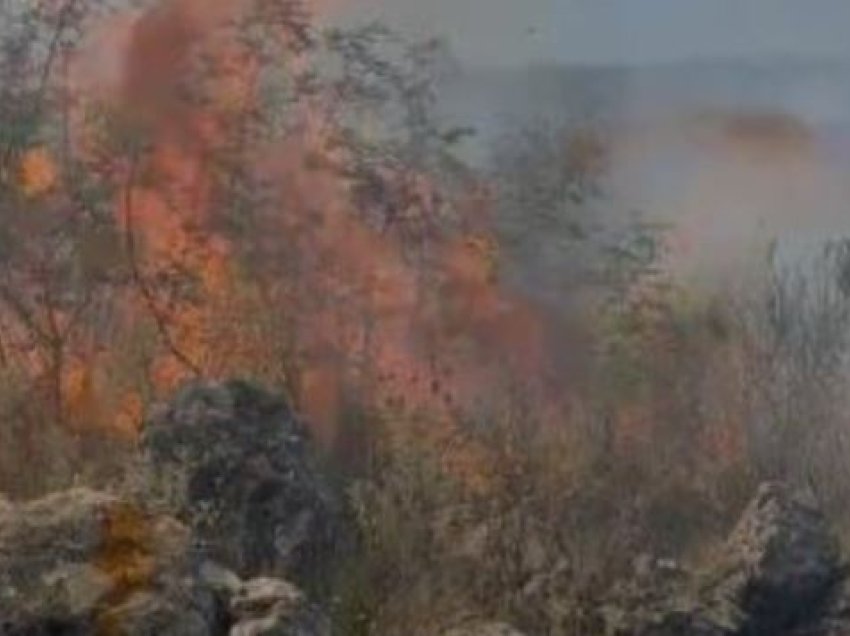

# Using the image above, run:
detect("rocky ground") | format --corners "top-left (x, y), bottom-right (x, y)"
top-left (0, 380), bottom-right (339, 636)
top-left (2, 380), bottom-right (850, 635)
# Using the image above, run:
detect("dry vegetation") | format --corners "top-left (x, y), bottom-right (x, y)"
top-left (2, 2), bottom-right (850, 635)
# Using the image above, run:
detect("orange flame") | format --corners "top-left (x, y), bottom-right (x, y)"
top-left (19, 147), bottom-right (59, 197)
top-left (41, 0), bottom-right (571, 492)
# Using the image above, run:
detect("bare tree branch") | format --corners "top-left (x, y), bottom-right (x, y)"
top-left (122, 155), bottom-right (202, 376)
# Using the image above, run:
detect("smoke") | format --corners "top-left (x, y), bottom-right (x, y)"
top-left (23, 0), bottom-right (850, 461)
top-left (607, 106), bottom-right (850, 287)
top-left (435, 58), bottom-right (850, 290)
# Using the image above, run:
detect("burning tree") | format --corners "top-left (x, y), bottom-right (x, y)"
top-left (0, 0), bottom-right (551, 496)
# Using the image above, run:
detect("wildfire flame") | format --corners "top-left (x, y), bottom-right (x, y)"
top-left (12, 0), bottom-right (570, 492)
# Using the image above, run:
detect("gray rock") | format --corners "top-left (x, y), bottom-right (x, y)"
top-left (441, 622), bottom-right (527, 636)
top-left (0, 488), bottom-right (328, 635)
top-left (228, 576), bottom-right (329, 636)
top-left (231, 578), bottom-right (303, 620)
top-left (200, 560), bottom-right (245, 596)
top-left (602, 482), bottom-right (844, 636)
top-left (141, 380), bottom-right (345, 586)
top-left (0, 383), bottom-right (341, 635)
top-left (0, 488), bottom-right (219, 635)
top-left (788, 571), bottom-right (850, 636)
top-left (95, 589), bottom-right (215, 636)
top-left (705, 482), bottom-right (842, 634)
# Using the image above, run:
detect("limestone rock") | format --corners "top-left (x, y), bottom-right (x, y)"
top-left (0, 488), bottom-right (218, 635)
top-left (604, 482), bottom-right (844, 636)
top-left (706, 482), bottom-right (842, 634)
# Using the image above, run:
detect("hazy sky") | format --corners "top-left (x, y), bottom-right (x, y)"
top-left (336, 0), bottom-right (850, 67)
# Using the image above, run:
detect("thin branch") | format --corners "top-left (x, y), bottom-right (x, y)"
top-left (122, 155), bottom-right (202, 376)
top-left (0, 0), bottom-right (79, 179)
top-left (0, 280), bottom-right (52, 346)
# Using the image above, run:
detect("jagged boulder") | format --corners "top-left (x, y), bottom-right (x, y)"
top-left (229, 577), bottom-right (329, 636)
top-left (0, 488), bottom-right (219, 635)
top-left (140, 380), bottom-right (345, 586)
top-left (604, 482), bottom-right (844, 636)
top-left (199, 562), bottom-right (330, 636)
top-left (0, 382), bottom-right (344, 634)
top-left (705, 482), bottom-right (842, 634)
top-left (0, 487), bottom-right (329, 636)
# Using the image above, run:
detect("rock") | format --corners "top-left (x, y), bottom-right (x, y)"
top-left (591, 482), bottom-right (844, 636)
top-left (703, 482), bottom-right (842, 634)
top-left (196, 562), bottom-right (327, 636)
top-left (602, 482), bottom-right (845, 636)
top-left (200, 560), bottom-right (245, 596)
top-left (141, 380), bottom-right (345, 586)
top-left (228, 576), bottom-right (329, 636)
top-left (0, 381), bottom-right (342, 634)
top-left (0, 488), bottom-right (219, 635)
top-left (0, 486), bottom-right (327, 636)
top-left (94, 588), bottom-right (217, 636)
top-left (598, 567), bottom-right (731, 636)
top-left (441, 622), bottom-right (527, 636)
top-left (788, 573), bottom-right (850, 636)
top-left (231, 578), bottom-right (303, 620)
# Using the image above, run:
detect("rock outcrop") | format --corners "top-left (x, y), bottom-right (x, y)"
top-left (708, 482), bottom-right (842, 634)
top-left (3, 378), bottom-right (850, 636)
top-left (228, 577), bottom-right (330, 636)
top-left (0, 381), bottom-right (341, 635)
top-left (141, 380), bottom-right (345, 586)
top-left (199, 562), bottom-right (330, 636)
top-left (0, 489), bottom-right (330, 636)
top-left (605, 482), bottom-right (845, 636)
top-left (0, 488), bottom-right (219, 635)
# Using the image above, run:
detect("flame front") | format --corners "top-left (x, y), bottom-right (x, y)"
top-left (3, 0), bottom-right (572, 495)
